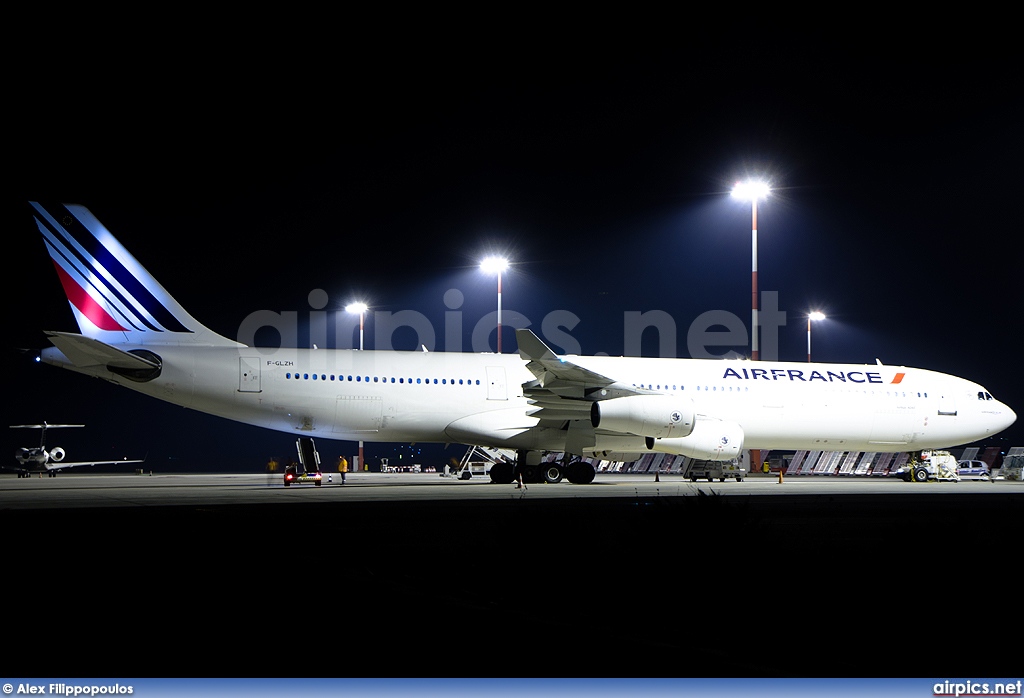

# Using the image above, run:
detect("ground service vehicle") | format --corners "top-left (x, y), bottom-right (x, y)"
top-left (283, 437), bottom-right (322, 486)
top-left (892, 450), bottom-right (960, 482)
top-left (284, 465), bottom-right (322, 486)
top-left (686, 459), bottom-right (746, 482)
top-left (1000, 449), bottom-right (1023, 480)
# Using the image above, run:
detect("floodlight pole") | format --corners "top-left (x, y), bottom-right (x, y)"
top-left (480, 257), bottom-right (509, 354)
top-left (807, 315), bottom-right (812, 362)
top-left (751, 197), bottom-right (759, 362)
top-left (358, 309), bottom-right (363, 471)
top-left (732, 180), bottom-right (768, 361)
top-left (346, 302), bottom-right (369, 471)
top-left (496, 269), bottom-right (503, 354)
top-left (807, 312), bottom-right (825, 362)
top-left (732, 179), bottom-right (769, 478)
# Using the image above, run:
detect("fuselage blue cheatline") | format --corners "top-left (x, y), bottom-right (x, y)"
top-left (28, 202), bottom-right (1016, 485)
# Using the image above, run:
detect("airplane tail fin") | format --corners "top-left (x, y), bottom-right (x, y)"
top-left (30, 202), bottom-right (242, 347)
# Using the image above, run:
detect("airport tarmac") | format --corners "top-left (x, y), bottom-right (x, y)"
top-left (2, 469), bottom-right (1020, 510)
top-left (5, 471), bottom-right (1018, 677)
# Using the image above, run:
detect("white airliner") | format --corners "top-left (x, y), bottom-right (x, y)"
top-left (28, 202), bottom-right (1016, 484)
top-left (8, 422), bottom-right (144, 477)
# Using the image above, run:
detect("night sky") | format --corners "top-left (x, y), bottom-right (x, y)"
top-left (7, 22), bottom-right (1022, 471)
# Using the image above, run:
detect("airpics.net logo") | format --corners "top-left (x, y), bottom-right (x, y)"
top-left (934, 680), bottom-right (1023, 697)
top-left (239, 287), bottom-right (792, 359)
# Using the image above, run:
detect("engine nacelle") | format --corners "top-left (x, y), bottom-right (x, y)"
top-left (645, 419), bottom-right (744, 460)
top-left (591, 395), bottom-right (695, 439)
top-left (48, 446), bottom-right (66, 462)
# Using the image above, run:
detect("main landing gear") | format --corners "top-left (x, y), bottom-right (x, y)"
top-left (488, 450), bottom-right (596, 485)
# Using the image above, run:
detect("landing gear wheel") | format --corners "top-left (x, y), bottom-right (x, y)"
top-left (541, 464), bottom-right (563, 484)
top-left (565, 461), bottom-right (596, 485)
top-left (489, 461), bottom-right (515, 484)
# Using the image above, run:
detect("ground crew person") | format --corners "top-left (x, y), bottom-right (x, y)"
top-left (338, 455), bottom-right (348, 484)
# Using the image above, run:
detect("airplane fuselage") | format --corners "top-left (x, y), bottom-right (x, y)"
top-left (41, 344), bottom-right (1016, 457)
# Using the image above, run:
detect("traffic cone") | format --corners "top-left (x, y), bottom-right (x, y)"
top-left (778, 468), bottom-right (784, 484)
top-left (655, 471), bottom-right (660, 482)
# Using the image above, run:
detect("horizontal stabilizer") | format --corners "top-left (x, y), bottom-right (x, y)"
top-left (45, 331), bottom-right (160, 370)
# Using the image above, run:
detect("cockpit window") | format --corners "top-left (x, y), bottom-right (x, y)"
top-left (978, 391), bottom-right (995, 401)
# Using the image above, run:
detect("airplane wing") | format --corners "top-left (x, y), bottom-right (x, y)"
top-left (515, 328), bottom-right (651, 423)
top-left (10, 423), bottom-right (85, 429)
top-left (3, 458), bottom-right (146, 475)
top-left (50, 458), bottom-right (146, 469)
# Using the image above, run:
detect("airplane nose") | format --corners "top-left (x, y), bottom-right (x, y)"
top-left (990, 401), bottom-right (1018, 434)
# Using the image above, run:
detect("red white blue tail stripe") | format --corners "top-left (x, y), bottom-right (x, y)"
top-left (30, 202), bottom-right (238, 346)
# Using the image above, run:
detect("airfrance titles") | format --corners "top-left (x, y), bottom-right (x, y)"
top-left (722, 366), bottom-right (891, 384)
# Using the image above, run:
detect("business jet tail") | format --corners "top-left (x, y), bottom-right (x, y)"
top-left (29, 202), bottom-right (242, 347)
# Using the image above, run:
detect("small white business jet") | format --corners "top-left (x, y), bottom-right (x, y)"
top-left (8, 422), bottom-right (144, 477)
top-left (28, 203), bottom-right (1015, 484)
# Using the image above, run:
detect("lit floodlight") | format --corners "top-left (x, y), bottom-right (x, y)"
top-left (345, 302), bottom-right (368, 315)
top-left (731, 180), bottom-right (770, 201)
top-left (731, 180), bottom-right (771, 201)
top-left (480, 256), bottom-right (509, 274)
top-left (809, 311), bottom-right (826, 322)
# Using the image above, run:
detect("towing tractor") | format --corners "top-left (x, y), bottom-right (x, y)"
top-left (892, 450), bottom-right (960, 482)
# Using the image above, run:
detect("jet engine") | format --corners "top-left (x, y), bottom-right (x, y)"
top-left (590, 395), bottom-right (695, 439)
top-left (49, 446), bottom-right (66, 462)
top-left (645, 419), bottom-right (744, 460)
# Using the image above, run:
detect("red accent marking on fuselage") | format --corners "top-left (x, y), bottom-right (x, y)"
top-left (51, 260), bottom-right (127, 331)
top-left (892, 372), bottom-right (905, 384)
